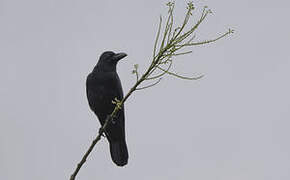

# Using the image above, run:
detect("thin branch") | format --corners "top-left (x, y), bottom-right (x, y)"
top-left (172, 51), bottom-right (193, 56)
top-left (157, 66), bottom-right (204, 80)
top-left (173, 8), bottom-right (209, 45)
top-left (167, 3), bottom-right (174, 44)
top-left (70, 113), bottom-right (114, 180)
top-left (160, 11), bottom-right (171, 50)
top-left (146, 60), bottom-right (173, 80)
top-left (181, 29), bottom-right (233, 47)
top-left (153, 16), bottom-right (162, 59)
top-left (136, 78), bottom-right (162, 90)
top-left (172, 6), bottom-right (191, 41)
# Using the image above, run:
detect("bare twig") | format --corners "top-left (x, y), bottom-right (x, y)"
top-left (136, 78), bottom-right (162, 90)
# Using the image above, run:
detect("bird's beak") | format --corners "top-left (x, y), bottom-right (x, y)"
top-left (113, 52), bottom-right (127, 61)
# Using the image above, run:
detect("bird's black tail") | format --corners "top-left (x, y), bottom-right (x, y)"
top-left (109, 139), bottom-right (128, 166)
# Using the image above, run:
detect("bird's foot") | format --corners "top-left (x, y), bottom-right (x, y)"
top-left (112, 97), bottom-right (122, 110)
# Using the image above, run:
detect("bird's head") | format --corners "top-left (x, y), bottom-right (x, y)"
top-left (95, 51), bottom-right (127, 72)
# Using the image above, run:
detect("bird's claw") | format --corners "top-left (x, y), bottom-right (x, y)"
top-left (112, 98), bottom-right (122, 110)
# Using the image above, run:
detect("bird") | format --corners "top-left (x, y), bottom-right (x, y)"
top-left (86, 51), bottom-right (128, 166)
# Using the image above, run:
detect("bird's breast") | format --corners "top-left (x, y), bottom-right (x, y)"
top-left (87, 72), bottom-right (122, 114)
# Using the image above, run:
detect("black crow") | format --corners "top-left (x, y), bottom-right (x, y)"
top-left (86, 51), bottom-right (128, 166)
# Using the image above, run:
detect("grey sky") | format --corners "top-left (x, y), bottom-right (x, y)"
top-left (1, 0), bottom-right (290, 179)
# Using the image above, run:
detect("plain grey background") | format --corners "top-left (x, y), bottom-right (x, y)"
top-left (1, 0), bottom-right (289, 179)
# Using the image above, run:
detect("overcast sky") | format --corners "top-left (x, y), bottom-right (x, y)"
top-left (1, 0), bottom-right (290, 180)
